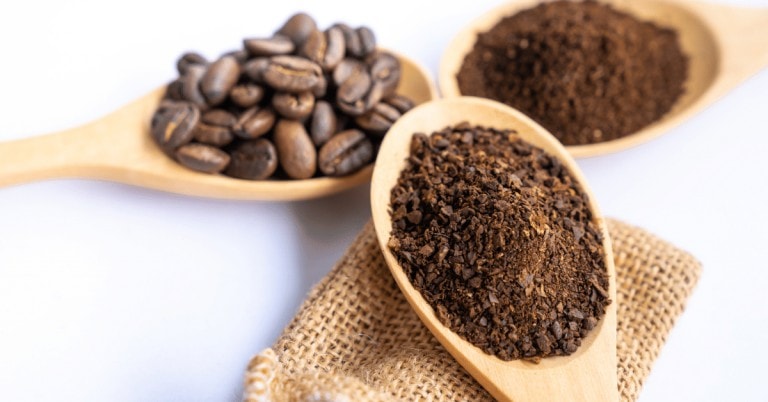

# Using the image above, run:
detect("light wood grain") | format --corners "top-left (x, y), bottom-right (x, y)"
top-left (0, 51), bottom-right (437, 200)
top-left (438, 0), bottom-right (768, 158)
top-left (370, 97), bottom-right (619, 402)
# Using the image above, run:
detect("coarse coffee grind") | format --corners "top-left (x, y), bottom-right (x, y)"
top-left (388, 123), bottom-right (611, 360)
top-left (151, 12), bottom-right (414, 180)
top-left (456, 0), bottom-right (688, 146)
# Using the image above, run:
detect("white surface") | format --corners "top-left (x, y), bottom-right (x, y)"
top-left (0, 0), bottom-right (766, 400)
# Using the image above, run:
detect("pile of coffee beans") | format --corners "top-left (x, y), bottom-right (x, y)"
top-left (151, 13), bottom-right (414, 180)
top-left (388, 123), bottom-right (610, 361)
top-left (456, 0), bottom-right (688, 146)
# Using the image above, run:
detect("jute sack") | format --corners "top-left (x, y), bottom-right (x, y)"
top-left (243, 219), bottom-right (701, 402)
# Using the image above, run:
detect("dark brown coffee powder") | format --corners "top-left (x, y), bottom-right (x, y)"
top-left (456, 0), bottom-right (688, 146)
top-left (388, 123), bottom-right (610, 360)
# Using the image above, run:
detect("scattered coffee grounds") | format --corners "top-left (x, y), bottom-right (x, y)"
top-left (456, 0), bottom-right (688, 146)
top-left (388, 123), bottom-right (611, 360)
top-left (151, 12), bottom-right (414, 180)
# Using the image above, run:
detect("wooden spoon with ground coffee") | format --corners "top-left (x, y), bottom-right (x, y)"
top-left (370, 97), bottom-right (619, 401)
top-left (439, 0), bottom-right (768, 157)
top-left (0, 52), bottom-right (436, 201)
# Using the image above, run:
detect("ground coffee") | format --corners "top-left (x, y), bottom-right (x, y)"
top-left (456, 0), bottom-right (688, 146)
top-left (388, 123), bottom-right (610, 360)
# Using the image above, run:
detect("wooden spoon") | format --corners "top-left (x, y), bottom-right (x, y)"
top-left (0, 52), bottom-right (437, 200)
top-left (370, 97), bottom-right (619, 402)
top-left (439, 0), bottom-right (768, 158)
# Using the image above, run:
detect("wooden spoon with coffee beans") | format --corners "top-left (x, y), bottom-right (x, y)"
top-left (0, 52), bottom-right (436, 200)
top-left (439, 0), bottom-right (768, 158)
top-left (370, 97), bottom-right (619, 402)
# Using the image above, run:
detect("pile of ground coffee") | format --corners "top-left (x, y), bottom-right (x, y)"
top-left (388, 123), bottom-right (610, 360)
top-left (456, 0), bottom-right (688, 146)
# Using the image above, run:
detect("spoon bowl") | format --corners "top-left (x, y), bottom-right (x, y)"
top-left (439, 0), bottom-right (768, 158)
top-left (0, 51), bottom-right (437, 200)
top-left (370, 97), bottom-right (618, 401)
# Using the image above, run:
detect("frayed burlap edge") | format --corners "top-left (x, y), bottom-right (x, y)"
top-left (243, 219), bottom-right (701, 402)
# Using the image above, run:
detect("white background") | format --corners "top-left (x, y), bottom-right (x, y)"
top-left (0, 0), bottom-right (766, 401)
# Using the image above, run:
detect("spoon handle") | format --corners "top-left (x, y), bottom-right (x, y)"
top-left (0, 126), bottom-right (112, 188)
top-left (0, 89), bottom-right (164, 190)
top-left (696, 2), bottom-right (768, 88)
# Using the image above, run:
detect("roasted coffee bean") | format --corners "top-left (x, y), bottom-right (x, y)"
top-left (201, 109), bottom-right (237, 128)
top-left (312, 74), bottom-right (328, 98)
top-left (384, 94), bottom-right (414, 113)
top-left (318, 129), bottom-right (373, 176)
top-left (230, 83), bottom-right (265, 108)
top-left (192, 123), bottom-right (233, 146)
top-left (272, 91), bottom-right (315, 120)
top-left (263, 55), bottom-right (322, 93)
top-left (200, 56), bottom-right (240, 106)
top-left (221, 49), bottom-right (249, 65)
top-left (234, 106), bottom-right (276, 139)
top-left (165, 79), bottom-right (184, 101)
top-left (337, 69), bottom-right (371, 106)
top-left (175, 143), bottom-right (230, 173)
top-left (225, 139), bottom-right (278, 180)
top-left (299, 29), bottom-right (326, 64)
top-left (244, 57), bottom-right (270, 83)
top-left (337, 70), bottom-right (382, 116)
top-left (323, 27), bottom-right (346, 70)
top-left (333, 23), bottom-right (361, 58)
top-left (332, 58), bottom-right (367, 86)
top-left (176, 52), bottom-right (207, 75)
top-left (244, 35), bottom-right (295, 57)
top-left (276, 12), bottom-right (317, 47)
top-left (180, 65), bottom-right (208, 110)
top-left (357, 27), bottom-right (376, 57)
top-left (365, 81), bottom-right (386, 112)
top-left (355, 102), bottom-right (401, 137)
top-left (274, 119), bottom-right (316, 179)
top-left (367, 51), bottom-right (401, 97)
top-left (333, 23), bottom-right (375, 58)
top-left (310, 100), bottom-right (337, 146)
top-left (151, 101), bottom-right (199, 153)
top-left (300, 27), bottom-right (345, 71)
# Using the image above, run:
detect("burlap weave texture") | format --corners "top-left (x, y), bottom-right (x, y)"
top-left (243, 219), bottom-right (701, 401)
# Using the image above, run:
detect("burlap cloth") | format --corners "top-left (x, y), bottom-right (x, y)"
top-left (243, 219), bottom-right (701, 401)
